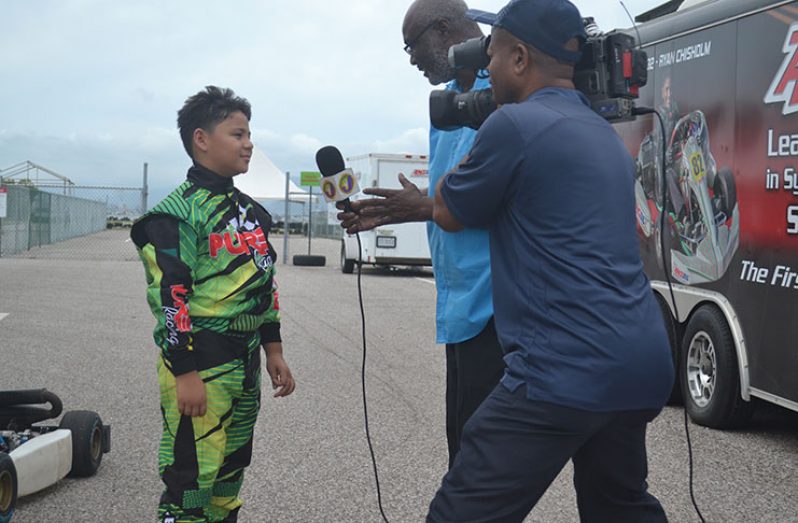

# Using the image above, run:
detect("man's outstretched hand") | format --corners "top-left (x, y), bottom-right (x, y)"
top-left (336, 173), bottom-right (433, 234)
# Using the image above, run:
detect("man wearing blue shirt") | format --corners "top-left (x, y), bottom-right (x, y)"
top-left (338, 0), bottom-right (505, 469)
top-left (429, 0), bottom-right (673, 521)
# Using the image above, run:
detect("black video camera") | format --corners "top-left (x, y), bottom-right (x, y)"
top-left (429, 25), bottom-right (648, 130)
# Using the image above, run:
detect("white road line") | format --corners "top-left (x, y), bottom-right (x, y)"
top-left (414, 277), bottom-right (435, 285)
top-left (0, 313), bottom-right (9, 322)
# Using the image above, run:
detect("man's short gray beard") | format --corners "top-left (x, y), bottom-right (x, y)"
top-left (426, 51), bottom-right (457, 85)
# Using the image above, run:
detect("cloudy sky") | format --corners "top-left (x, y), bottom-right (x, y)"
top-left (1, 0), bottom-right (665, 204)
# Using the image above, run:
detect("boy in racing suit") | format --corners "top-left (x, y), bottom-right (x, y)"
top-left (131, 86), bottom-right (295, 523)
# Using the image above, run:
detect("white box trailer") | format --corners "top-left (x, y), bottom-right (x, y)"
top-left (616, 0), bottom-right (798, 428)
top-left (340, 153), bottom-right (432, 273)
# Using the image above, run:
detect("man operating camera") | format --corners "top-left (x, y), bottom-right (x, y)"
top-left (428, 0), bottom-right (673, 521)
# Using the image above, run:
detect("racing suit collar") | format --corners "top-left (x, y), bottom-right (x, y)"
top-left (187, 163), bottom-right (235, 194)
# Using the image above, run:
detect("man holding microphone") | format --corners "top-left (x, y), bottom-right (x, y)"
top-left (428, 0), bottom-right (673, 521)
top-left (338, 0), bottom-right (506, 470)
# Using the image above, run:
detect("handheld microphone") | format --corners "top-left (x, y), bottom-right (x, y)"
top-left (316, 146), bottom-right (388, 521)
top-left (315, 145), bottom-right (359, 213)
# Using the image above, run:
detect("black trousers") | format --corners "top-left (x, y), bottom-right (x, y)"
top-left (445, 318), bottom-right (506, 469)
top-left (428, 384), bottom-right (668, 523)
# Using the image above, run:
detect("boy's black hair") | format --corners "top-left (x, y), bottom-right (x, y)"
top-left (177, 86), bottom-right (252, 158)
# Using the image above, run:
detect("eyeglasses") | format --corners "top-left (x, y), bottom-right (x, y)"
top-left (403, 19), bottom-right (439, 55)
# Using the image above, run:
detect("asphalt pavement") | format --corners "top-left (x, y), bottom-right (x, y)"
top-left (1, 230), bottom-right (797, 522)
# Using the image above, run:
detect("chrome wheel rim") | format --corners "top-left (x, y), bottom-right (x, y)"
top-left (686, 331), bottom-right (716, 408)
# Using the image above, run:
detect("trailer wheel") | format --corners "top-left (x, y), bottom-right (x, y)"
top-left (0, 452), bottom-right (17, 523)
top-left (60, 410), bottom-right (104, 477)
top-left (713, 167), bottom-right (737, 218)
top-left (292, 255), bottom-right (326, 267)
top-left (340, 242), bottom-right (355, 274)
top-left (681, 305), bottom-right (754, 428)
top-left (655, 292), bottom-right (682, 405)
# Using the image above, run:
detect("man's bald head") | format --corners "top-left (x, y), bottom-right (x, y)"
top-left (402, 0), bottom-right (482, 85)
top-left (404, 0), bottom-right (477, 36)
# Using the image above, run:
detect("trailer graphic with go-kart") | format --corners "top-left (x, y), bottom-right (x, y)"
top-left (634, 109), bottom-right (740, 285)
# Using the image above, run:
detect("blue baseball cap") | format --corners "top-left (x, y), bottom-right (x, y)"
top-left (466, 0), bottom-right (586, 63)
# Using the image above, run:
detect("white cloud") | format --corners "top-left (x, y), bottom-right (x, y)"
top-left (370, 127), bottom-right (429, 155)
top-left (289, 134), bottom-right (325, 155)
top-left (134, 127), bottom-right (179, 153)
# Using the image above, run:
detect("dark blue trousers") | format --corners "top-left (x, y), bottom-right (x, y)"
top-left (427, 384), bottom-right (668, 523)
top-left (445, 318), bottom-right (506, 469)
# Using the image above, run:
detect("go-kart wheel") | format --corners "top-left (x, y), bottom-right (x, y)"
top-left (664, 166), bottom-right (684, 215)
top-left (60, 410), bottom-right (104, 477)
top-left (0, 452), bottom-right (17, 523)
top-left (713, 167), bottom-right (737, 218)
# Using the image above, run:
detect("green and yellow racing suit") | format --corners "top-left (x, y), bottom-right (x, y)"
top-left (131, 164), bottom-right (280, 523)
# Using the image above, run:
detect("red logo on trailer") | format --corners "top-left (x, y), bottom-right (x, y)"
top-left (764, 22), bottom-right (798, 115)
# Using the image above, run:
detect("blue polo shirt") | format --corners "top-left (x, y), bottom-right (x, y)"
top-left (427, 74), bottom-right (494, 345)
top-left (440, 87), bottom-right (673, 411)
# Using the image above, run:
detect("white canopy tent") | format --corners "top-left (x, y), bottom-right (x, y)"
top-left (234, 145), bottom-right (309, 202)
top-left (234, 145), bottom-right (329, 264)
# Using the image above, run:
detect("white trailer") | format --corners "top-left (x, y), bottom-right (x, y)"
top-left (340, 153), bottom-right (432, 273)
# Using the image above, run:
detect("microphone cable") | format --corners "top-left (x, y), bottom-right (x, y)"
top-left (634, 106), bottom-right (706, 523)
top-left (353, 231), bottom-right (390, 523)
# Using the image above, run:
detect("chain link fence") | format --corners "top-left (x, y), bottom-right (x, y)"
top-left (0, 183), bottom-right (343, 261)
top-left (258, 198), bottom-right (342, 241)
top-left (0, 183), bottom-right (144, 260)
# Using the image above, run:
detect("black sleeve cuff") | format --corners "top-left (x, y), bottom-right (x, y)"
top-left (259, 322), bottom-right (282, 344)
top-left (168, 350), bottom-right (197, 376)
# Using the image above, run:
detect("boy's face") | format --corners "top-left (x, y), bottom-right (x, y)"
top-left (194, 111), bottom-right (253, 177)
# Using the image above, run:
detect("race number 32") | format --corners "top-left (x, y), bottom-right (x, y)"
top-left (788, 205), bottom-right (798, 235)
